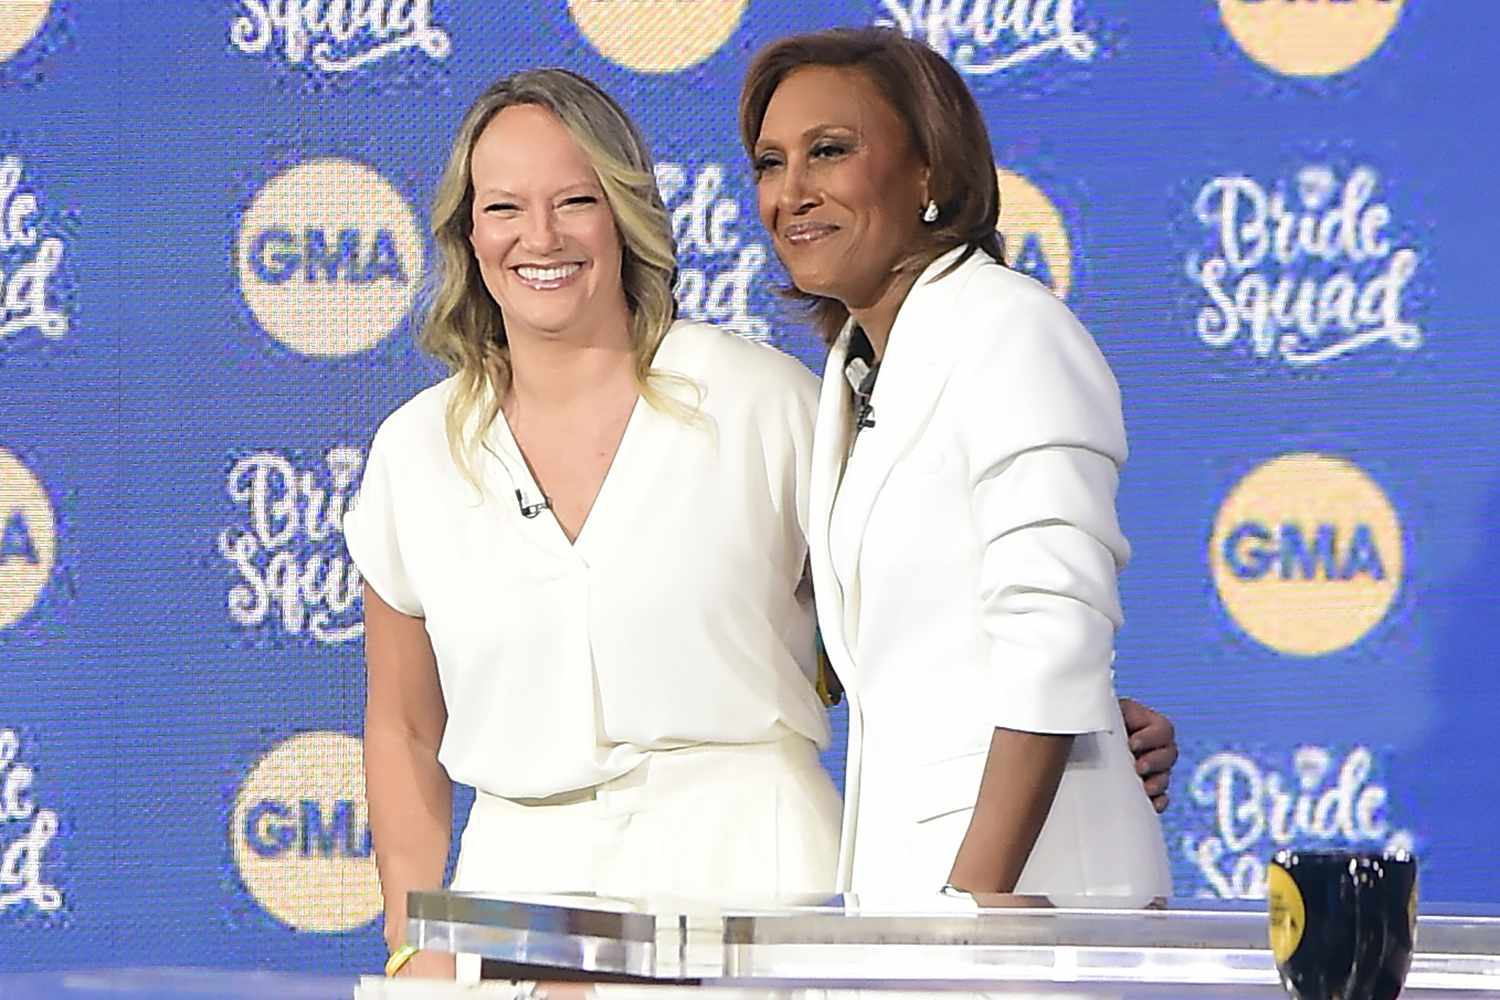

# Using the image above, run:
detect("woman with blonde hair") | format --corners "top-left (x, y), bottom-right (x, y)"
top-left (345, 67), bottom-right (842, 979)
top-left (346, 66), bottom-right (1179, 979)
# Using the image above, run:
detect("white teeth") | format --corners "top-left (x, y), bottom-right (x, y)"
top-left (516, 264), bottom-right (580, 283)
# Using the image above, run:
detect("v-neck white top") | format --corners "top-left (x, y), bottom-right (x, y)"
top-left (344, 321), bottom-right (830, 799)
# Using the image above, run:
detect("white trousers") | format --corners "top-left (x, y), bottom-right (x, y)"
top-left (449, 735), bottom-right (841, 980)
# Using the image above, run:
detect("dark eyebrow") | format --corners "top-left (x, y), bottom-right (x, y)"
top-left (755, 124), bottom-right (858, 154)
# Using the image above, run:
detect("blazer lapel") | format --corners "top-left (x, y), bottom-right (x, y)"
top-left (826, 248), bottom-right (976, 652)
top-left (809, 324), bottom-right (856, 677)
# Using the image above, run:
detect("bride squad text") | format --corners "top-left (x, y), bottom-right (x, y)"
top-left (1184, 745), bottom-right (1414, 899)
top-left (657, 163), bottom-right (770, 341)
top-left (875, 0), bottom-right (1098, 75)
top-left (0, 155), bottom-right (67, 343)
top-left (218, 448), bottom-right (364, 644)
top-left (1190, 166), bottom-right (1422, 366)
top-left (0, 729), bottom-right (62, 913)
top-left (230, 0), bottom-right (451, 72)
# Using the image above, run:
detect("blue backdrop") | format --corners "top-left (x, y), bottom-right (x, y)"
top-left (2, 0), bottom-right (1496, 976)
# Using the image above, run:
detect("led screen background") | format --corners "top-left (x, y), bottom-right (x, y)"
top-left (1, 0), bottom-right (1495, 976)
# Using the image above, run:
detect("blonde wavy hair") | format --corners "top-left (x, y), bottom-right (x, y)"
top-left (420, 68), bottom-right (688, 485)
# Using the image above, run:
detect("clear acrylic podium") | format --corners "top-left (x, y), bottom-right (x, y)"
top-left (405, 890), bottom-right (1500, 997)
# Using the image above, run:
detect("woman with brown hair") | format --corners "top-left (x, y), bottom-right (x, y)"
top-left (741, 28), bottom-right (1173, 900)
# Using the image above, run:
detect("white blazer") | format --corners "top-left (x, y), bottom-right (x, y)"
top-left (809, 246), bottom-right (1171, 900)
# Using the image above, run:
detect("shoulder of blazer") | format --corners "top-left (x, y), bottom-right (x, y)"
top-left (936, 258), bottom-right (1125, 463)
top-left (910, 248), bottom-right (1088, 374)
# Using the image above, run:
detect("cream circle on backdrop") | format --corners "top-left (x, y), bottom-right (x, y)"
top-left (235, 158), bottom-right (424, 358)
top-left (0, 447), bottom-right (56, 630)
top-left (1218, 0), bottom-right (1405, 77)
top-left (996, 168), bottom-right (1073, 301)
top-left (1210, 452), bottom-right (1402, 657)
top-left (568, 0), bottom-right (748, 73)
top-left (0, 0), bottom-right (50, 63)
top-left (231, 731), bottom-right (381, 933)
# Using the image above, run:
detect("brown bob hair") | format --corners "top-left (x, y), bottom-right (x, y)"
top-left (739, 27), bottom-right (1006, 344)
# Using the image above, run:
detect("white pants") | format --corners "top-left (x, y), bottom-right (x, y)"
top-left (449, 735), bottom-right (841, 980)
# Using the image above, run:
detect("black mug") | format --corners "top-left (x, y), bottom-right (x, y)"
top-left (1268, 849), bottom-right (1418, 1000)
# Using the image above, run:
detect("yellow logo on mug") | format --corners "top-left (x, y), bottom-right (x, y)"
top-left (1267, 862), bottom-right (1307, 963)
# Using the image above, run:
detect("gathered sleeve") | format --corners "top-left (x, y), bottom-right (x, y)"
top-left (953, 290), bottom-right (1130, 735)
top-left (343, 424), bottom-right (425, 618)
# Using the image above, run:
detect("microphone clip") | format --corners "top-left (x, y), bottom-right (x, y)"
top-left (847, 356), bottom-right (879, 431)
top-left (515, 489), bottom-right (551, 519)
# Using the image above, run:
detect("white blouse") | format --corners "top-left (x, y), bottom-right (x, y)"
top-left (343, 321), bottom-right (830, 800)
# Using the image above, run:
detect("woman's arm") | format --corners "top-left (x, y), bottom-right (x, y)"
top-left (363, 583), bottom-right (452, 970)
top-left (948, 728), bottom-right (1073, 892)
top-left (949, 279), bottom-right (1133, 892)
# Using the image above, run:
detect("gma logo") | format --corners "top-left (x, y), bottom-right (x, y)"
top-left (1210, 453), bottom-right (1402, 656)
top-left (246, 228), bottom-right (409, 285)
top-left (231, 732), bottom-right (382, 931)
top-left (1, 509), bottom-right (41, 566)
top-left (1221, 521), bottom-right (1386, 582)
top-left (0, 449), bottom-right (56, 629)
top-left (241, 798), bottom-right (372, 859)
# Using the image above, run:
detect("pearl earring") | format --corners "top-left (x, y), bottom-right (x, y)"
top-left (921, 200), bottom-right (939, 223)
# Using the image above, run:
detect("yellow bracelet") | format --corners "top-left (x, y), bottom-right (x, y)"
top-left (815, 644), bottom-right (843, 707)
top-left (384, 944), bottom-right (419, 977)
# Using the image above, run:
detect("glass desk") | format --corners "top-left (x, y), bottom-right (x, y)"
top-left (406, 892), bottom-right (1500, 995)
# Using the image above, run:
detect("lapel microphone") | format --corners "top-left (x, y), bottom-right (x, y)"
top-left (845, 327), bottom-right (879, 431)
top-left (854, 363), bottom-right (879, 430)
top-left (515, 488), bottom-right (552, 519)
top-left (846, 353), bottom-right (879, 430)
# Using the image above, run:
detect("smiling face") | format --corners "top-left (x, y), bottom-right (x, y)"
top-left (752, 65), bottom-right (929, 312)
top-left (468, 103), bottom-right (629, 344)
